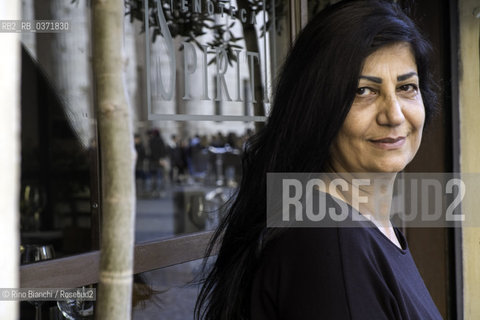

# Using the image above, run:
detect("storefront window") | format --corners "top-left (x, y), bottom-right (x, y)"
top-left (127, 0), bottom-right (292, 242)
top-left (19, 0), bottom-right (293, 318)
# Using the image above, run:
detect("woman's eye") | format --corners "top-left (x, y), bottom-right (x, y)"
top-left (356, 87), bottom-right (375, 96)
top-left (398, 84), bottom-right (418, 93)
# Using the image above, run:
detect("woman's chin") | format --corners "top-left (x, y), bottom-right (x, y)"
top-left (365, 160), bottom-right (409, 173)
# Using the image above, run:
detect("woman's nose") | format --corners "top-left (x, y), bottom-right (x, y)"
top-left (377, 94), bottom-right (405, 126)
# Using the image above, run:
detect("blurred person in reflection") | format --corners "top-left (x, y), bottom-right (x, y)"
top-left (211, 131), bottom-right (226, 148)
top-left (195, 1), bottom-right (443, 319)
top-left (148, 129), bottom-right (167, 196)
top-left (169, 134), bottom-right (188, 184)
top-left (187, 134), bottom-right (208, 178)
top-left (134, 134), bottom-right (147, 196)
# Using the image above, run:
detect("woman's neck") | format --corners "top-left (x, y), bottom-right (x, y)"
top-left (329, 172), bottom-right (395, 222)
top-left (319, 167), bottom-right (402, 248)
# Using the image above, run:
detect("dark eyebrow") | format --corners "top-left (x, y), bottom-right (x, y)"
top-left (397, 72), bottom-right (418, 81)
top-left (359, 72), bottom-right (418, 84)
top-left (359, 75), bottom-right (382, 83)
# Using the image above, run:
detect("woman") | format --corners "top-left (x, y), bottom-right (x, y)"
top-left (195, 0), bottom-right (442, 319)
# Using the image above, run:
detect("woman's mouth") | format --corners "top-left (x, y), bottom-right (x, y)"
top-left (369, 136), bottom-right (406, 149)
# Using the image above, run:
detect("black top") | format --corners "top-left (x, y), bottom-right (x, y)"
top-left (250, 194), bottom-right (443, 320)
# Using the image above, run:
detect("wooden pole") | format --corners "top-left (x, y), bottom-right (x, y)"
top-left (92, 0), bottom-right (136, 319)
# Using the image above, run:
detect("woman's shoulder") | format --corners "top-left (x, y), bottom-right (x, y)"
top-left (260, 225), bottom-right (377, 260)
top-left (252, 227), bottom-right (352, 319)
top-left (256, 227), bottom-right (348, 276)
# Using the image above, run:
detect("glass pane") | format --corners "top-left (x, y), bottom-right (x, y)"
top-left (138, 0), bottom-right (282, 120)
top-left (122, 0), bottom-right (294, 120)
top-left (126, 0), bottom-right (293, 242)
top-left (134, 121), bottom-right (254, 243)
top-left (19, 0), bottom-right (99, 264)
top-left (18, 0), bottom-right (294, 257)
top-left (132, 258), bottom-right (211, 319)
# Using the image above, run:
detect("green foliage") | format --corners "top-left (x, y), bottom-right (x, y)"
top-left (125, 0), bottom-right (286, 63)
top-left (72, 0), bottom-right (287, 64)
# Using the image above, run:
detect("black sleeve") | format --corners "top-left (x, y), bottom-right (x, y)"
top-left (250, 228), bottom-right (351, 320)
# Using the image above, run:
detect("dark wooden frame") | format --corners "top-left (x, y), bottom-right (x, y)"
top-left (20, 231), bottom-right (213, 288)
top-left (447, 0), bottom-right (463, 318)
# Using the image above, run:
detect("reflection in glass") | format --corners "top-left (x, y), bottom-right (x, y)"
top-left (126, 0), bottom-right (293, 243)
top-left (21, 244), bottom-right (55, 265)
top-left (20, 184), bottom-right (46, 232)
top-left (132, 259), bottom-right (212, 319)
top-left (123, 0), bottom-right (295, 120)
top-left (19, 0), bottom-right (99, 317)
top-left (134, 122), bottom-right (254, 242)
top-left (20, 0), bottom-right (99, 268)
top-left (57, 286), bottom-right (95, 320)
top-left (21, 245), bottom-right (55, 320)
top-left (20, 44), bottom-right (98, 262)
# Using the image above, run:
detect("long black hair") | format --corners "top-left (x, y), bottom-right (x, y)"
top-left (195, 1), bottom-right (437, 319)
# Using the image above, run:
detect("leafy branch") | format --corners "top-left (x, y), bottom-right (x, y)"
top-left (125, 0), bottom-right (286, 63)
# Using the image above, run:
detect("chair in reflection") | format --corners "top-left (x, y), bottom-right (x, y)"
top-left (173, 188), bottom-right (207, 234)
top-left (207, 145), bottom-right (241, 187)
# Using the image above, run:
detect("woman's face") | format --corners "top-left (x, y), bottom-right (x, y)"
top-left (329, 42), bottom-right (425, 173)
